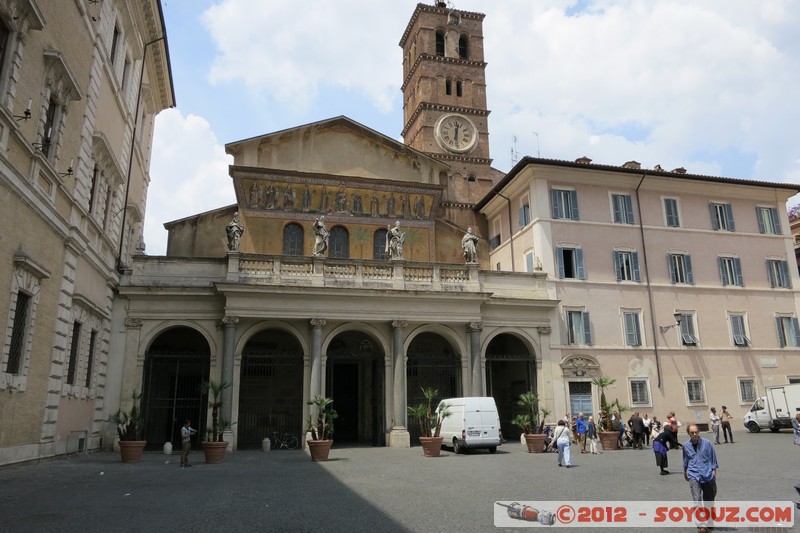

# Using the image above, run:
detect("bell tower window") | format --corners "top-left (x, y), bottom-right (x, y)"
top-left (456, 80), bottom-right (463, 97)
top-left (458, 34), bottom-right (468, 59)
top-left (435, 30), bottom-right (445, 57)
top-left (445, 79), bottom-right (452, 95)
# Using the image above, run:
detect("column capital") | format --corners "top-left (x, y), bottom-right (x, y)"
top-left (124, 318), bottom-right (143, 329)
top-left (391, 320), bottom-right (407, 330)
top-left (537, 326), bottom-right (552, 335)
top-left (310, 318), bottom-right (326, 328)
top-left (467, 321), bottom-right (483, 332)
top-left (222, 315), bottom-right (240, 326)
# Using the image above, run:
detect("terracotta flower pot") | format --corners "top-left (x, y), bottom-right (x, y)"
top-left (307, 439), bottom-right (333, 461)
top-left (599, 431), bottom-right (619, 451)
top-left (524, 433), bottom-right (546, 453)
top-left (202, 441), bottom-right (229, 464)
top-left (119, 440), bottom-right (146, 463)
top-left (419, 436), bottom-right (444, 457)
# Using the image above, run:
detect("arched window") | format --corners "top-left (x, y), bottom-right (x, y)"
top-left (435, 30), bottom-right (445, 57)
top-left (458, 34), bottom-right (469, 59)
top-left (329, 226), bottom-right (350, 259)
top-left (373, 229), bottom-right (387, 260)
top-left (467, 175), bottom-right (477, 182)
top-left (445, 78), bottom-right (452, 96)
top-left (283, 223), bottom-right (304, 256)
top-left (456, 80), bottom-right (463, 97)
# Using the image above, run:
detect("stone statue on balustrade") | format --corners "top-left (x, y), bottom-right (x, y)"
top-left (312, 216), bottom-right (329, 257)
top-left (461, 227), bottom-right (479, 264)
top-left (226, 211), bottom-right (244, 252)
top-left (386, 220), bottom-right (405, 260)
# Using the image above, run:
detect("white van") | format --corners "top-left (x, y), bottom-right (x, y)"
top-left (436, 397), bottom-right (502, 454)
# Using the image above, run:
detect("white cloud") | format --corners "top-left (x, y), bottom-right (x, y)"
top-left (144, 109), bottom-right (233, 255)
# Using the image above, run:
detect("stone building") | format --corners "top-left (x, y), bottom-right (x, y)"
top-left (0, 0), bottom-right (174, 465)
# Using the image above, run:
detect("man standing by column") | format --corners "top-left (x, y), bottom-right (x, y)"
top-left (683, 424), bottom-right (719, 533)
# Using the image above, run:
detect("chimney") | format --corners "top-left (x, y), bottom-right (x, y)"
top-left (622, 161), bottom-right (641, 169)
top-left (653, 164), bottom-right (663, 172)
top-left (672, 167), bottom-right (687, 174)
top-left (575, 156), bottom-right (592, 164)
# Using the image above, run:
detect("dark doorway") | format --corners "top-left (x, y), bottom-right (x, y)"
top-left (325, 331), bottom-right (385, 446)
top-left (485, 334), bottom-right (535, 441)
top-left (141, 327), bottom-right (210, 450)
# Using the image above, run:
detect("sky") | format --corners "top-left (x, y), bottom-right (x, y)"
top-left (144, 0), bottom-right (800, 255)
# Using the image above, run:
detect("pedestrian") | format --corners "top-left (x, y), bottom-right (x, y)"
top-left (576, 412), bottom-right (588, 453)
top-left (653, 422), bottom-right (682, 475)
top-left (666, 416), bottom-right (681, 449)
top-left (617, 418), bottom-right (626, 448)
top-left (720, 406), bottom-right (734, 443)
top-left (553, 419), bottom-right (572, 468)
top-left (629, 411), bottom-right (645, 449)
top-left (683, 424), bottom-right (719, 533)
top-left (587, 416), bottom-right (599, 454)
top-left (793, 413), bottom-right (800, 446)
top-left (181, 419), bottom-right (197, 467)
top-left (709, 407), bottom-right (721, 444)
top-left (642, 413), bottom-right (652, 447)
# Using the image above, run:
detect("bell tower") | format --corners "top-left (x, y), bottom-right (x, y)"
top-left (399, 2), bottom-right (501, 227)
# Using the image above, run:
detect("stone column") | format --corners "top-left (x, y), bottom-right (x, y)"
top-left (468, 322), bottom-right (484, 396)
top-left (221, 315), bottom-right (238, 446)
top-left (309, 319), bottom-right (326, 401)
top-left (388, 320), bottom-right (410, 448)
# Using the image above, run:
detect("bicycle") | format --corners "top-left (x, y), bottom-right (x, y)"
top-left (270, 431), bottom-right (299, 450)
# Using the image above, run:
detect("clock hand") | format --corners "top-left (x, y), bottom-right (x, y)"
top-left (454, 125), bottom-right (460, 147)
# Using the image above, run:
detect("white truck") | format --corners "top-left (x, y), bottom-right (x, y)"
top-left (436, 397), bottom-right (502, 454)
top-left (742, 383), bottom-right (800, 433)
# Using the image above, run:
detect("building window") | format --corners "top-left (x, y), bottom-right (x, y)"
top-left (718, 256), bottom-right (743, 287)
top-left (489, 217), bottom-right (501, 250)
top-left (85, 330), bottom-right (97, 388)
top-left (456, 80), bottom-right (463, 97)
top-left (679, 313), bottom-right (699, 346)
top-left (329, 226), bottom-right (349, 259)
top-left (622, 310), bottom-right (642, 346)
top-left (668, 253), bottom-right (693, 284)
top-left (110, 24), bottom-right (121, 63)
top-left (630, 379), bottom-right (650, 406)
top-left (5, 292), bottom-right (31, 375)
top-left (664, 198), bottom-right (680, 228)
top-left (566, 310), bottom-right (591, 345)
top-left (686, 378), bottom-right (705, 404)
top-left (41, 97), bottom-right (59, 157)
top-left (373, 229), bottom-right (387, 260)
top-left (66, 322), bottom-right (82, 385)
top-left (556, 246), bottom-right (585, 280)
top-left (88, 165), bottom-right (99, 213)
top-left (458, 34), bottom-right (468, 59)
top-left (766, 259), bottom-right (791, 289)
top-left (282, 223), bottom-right (304, 256)
top-left (551, 189), bottom-right (579, 220)
top-left (0, 19), bottom-right (9, 81)
top-left (445, 78), bottom-right (452, 96)
top-left (611, 194), bottom-right (634, 224)
top-left (710, 202), bottom-right (735, 231)
top-left (738, 377), bottom-right (756, 403)
top-left (525, 251), bottom-right (534, 273)
top-left (729, 314), bottom-right (750, 347)
top-left (756, 207), bottom-right (781, 235)
top-left (614, 250), bottom-right (640, 282)
top-left (435, 29), bottom-right (445, 56)
top-left (518, 197), bottom-right (531, 227)
top-left (776, 316), bottom-right (800, 347)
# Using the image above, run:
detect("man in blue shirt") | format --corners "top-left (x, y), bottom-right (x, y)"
top-left (576, 412), bottom-right (588, 453)
top-left (683, 424), bottom-right (718, 532)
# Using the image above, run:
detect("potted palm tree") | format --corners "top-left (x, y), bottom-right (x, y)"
top-left (407, 387), bottom-right (450, 457)
top-left (513, 391), bottom-right (551, 453)
top-left (201, 380), bottom-right (232, 464)
top-left (110, 390), bottom-right (146, 463)
top-left (306, 395), bottom-right (337, 461)
top-left (592, 376), bottom-right (622, 450)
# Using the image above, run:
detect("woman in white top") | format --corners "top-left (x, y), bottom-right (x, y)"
top-left (553, 420), bottom-right (572, 468)
top-left (709, 407), bottom-right (721, 444)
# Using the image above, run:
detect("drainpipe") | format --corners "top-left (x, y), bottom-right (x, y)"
top-left (495, 192), bottom-right (516, 271)
top-left (635, 172), bottom-right (663, 389)
top-left (116, 35), bottom-right (165, 272)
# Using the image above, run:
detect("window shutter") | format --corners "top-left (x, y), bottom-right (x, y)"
top-left (556, 247), bottom-right (565, 278)
top-left (612, 195), bottom-right (622, 223)
top-left (518, 206), bottom-right (524, 228)
top-left (780, 260), bottom-right (791, 289)
top-left (718, 257), bottom-right (727, 286)
top-left (551, 189), bottom-right (561, 219)
top-left (766, 260), bottom-right (777, 288)
top-left (614, 251), bottom-right (622, 281)
top-left (733, 258), bottom-right (743, 286)
top-left (756, 207), bottom-right (766, 234)
top-left (776, 317), bottom-right (786, 347)
top-left (793, 318), bottom-right (800, 347)
top-left (582, 311), bottom-right (592, 345)
top-left (731, 316), bottom-right (745, 346)
top-left (770, 208), bottom-right (782, 235)
top-left (685, 255), bottom-right (694, 284)
top-left (631, 252), bottom-right (641, 282)
top-left (569, 190), bottom-right (580, 220)
top-left (575, 248), bottom-right (586, 280)
top-left (725, 204), bottom-right (735, 231)
top-left (710, 203), bottom-right (720, 230)
top-left (667, 254), bottom-right (676, 283)
top-left (625, 196), bottom-right (634, 224)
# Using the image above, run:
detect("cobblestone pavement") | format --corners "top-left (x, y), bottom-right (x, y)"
top-left (0, 428), bottom-right (797, 532)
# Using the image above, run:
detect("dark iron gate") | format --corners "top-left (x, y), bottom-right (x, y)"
top-left (406, 352), bottom-right (461, 444)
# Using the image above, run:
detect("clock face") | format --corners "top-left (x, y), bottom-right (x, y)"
top-left (435, 114), bottom-right (478, 154)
